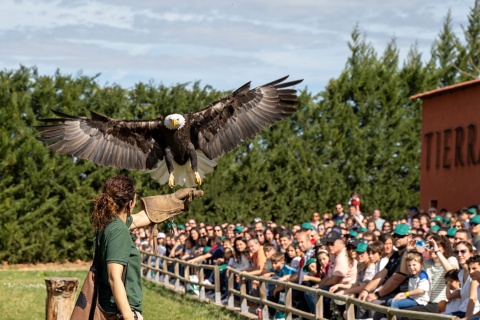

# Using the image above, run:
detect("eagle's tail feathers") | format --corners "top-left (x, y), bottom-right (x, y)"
top-left (147, 150), bottom-right (217, 187)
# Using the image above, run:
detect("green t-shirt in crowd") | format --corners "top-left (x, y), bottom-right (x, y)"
top-left (97, 216), bottom-right (142, 313)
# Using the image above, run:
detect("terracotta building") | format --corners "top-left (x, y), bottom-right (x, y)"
top-left (411, 79), bottom-right (480, 212)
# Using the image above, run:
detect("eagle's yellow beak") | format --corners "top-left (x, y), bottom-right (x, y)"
top-left (172, 119), bottom-right (178, 128)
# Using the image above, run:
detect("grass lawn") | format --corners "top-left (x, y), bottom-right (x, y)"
top-left (0, 269), bottom-right (245, 320)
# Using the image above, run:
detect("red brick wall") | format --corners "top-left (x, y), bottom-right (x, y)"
top-left (420, 85), bottom-right (480, 211)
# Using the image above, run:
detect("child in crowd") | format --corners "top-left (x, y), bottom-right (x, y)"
top-left (388, 251), bottom-right (430, 309)
top-left (348, 191), bottom-right (361, 211)
top-left (316, 249), bottom-right (330, 279)
top-left (301, 258), bottom-right (321, 287)
top-left (439, 269), bottom-right (461, 314)
top-left (290, 245), bottom-right (302, 270)
top-left (263, 253), bottom-right (297, 319)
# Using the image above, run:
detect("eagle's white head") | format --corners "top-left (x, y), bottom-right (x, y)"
top-left (164, 114), bottom-right (186, 130)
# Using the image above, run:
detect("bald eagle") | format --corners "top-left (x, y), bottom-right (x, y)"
top-left (36, 76), bottom-right (303, 187)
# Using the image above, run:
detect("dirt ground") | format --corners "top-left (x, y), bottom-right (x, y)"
top-left (0, 260), bottom-right (92, 271)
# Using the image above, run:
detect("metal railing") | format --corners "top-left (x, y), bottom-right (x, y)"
top-left (140, 250), bottom-right (459, 320)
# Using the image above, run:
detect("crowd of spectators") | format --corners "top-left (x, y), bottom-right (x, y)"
top-left (133, 194), bottom-right (480, 320)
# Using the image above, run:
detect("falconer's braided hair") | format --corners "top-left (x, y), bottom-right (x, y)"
top-left (90, 175), bottom-right (136, 232)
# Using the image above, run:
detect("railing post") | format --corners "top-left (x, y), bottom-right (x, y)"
top-left (285, 284), bottom-right (292, 320)
top-left (214, 265), bottom-right (221, 305)
top-left (198, 265), bottom-right (206, 300)
top-left (259, 281), bottom-right (268, 320)
top-left (227, 269), bottom-right (234, 308)
top-left (185, 265), bottom-right (190, 295)
top-left (346, 296), bottom-right (355, 320)
top-left (154, 254), bottom-right (160, 282)
top-left (240, 274), bottom-right (248, 314)
top-left (146, 254), bottom-right (152, 280)
top-left (315, 290), bottom-right (323, 320)
top-left (387, 308), bottom-right (396, 320)
top-left (163, 258), bottom-right (169, 286)
top-left (174, 259), bottom-right (180, 292)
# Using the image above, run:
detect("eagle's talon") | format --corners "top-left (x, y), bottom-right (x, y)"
top-left (168, 173), bottom-right (175, 188)
top-left (194, 172), bottom-right (202, 186)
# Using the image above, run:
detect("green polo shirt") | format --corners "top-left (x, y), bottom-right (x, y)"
top-left (97, 216), bottom-right (142, 313)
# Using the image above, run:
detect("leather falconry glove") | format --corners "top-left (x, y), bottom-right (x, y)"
top-left (139, 188), bottom-right (203, 254)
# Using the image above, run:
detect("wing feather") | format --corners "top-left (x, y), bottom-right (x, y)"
top-left (36, 110), bottom-right (165, 170)
top-left (190, 76), bottom-right (302, 159)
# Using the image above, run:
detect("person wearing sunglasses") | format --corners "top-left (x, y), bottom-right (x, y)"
top-left (452, 241), bottom-right (479, 318)
top-left (469, 215), bottom-right (480, 251)
top-left (358, 224), bottom-right (412, 320)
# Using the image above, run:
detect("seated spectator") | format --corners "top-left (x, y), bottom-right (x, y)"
top-left (329, 241), bottom-right (373, 294)
top-left (387, 251), bottom-right (430, 310)
top-left (401, 234), bottom-right (458, 314)
top-left (439, 269), bottom-right (461, 315)
top-left (465, 255), bottom-right (480, 319)
top-left (451, 241), bottom-right (479, 317)
top-left (358, 224), bottom-right (411, 320)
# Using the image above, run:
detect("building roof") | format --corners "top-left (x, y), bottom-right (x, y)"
top-left (410, 78), bottom-right (480, 100)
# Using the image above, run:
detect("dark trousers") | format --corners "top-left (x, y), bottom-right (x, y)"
top-left (400, 303), bottom-right (438, 320)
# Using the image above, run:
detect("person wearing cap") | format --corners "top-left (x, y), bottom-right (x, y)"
top-left (407, 207), bottom-right (418, 226)
top-left (470, 215), bottom-right (480, 251)
top-left (447, 227), bottom-right (457, 244)
top-left (358, 224), bottom-right (412, 320)
top-left (156, 232), bottom-right (167, 256)
top-left (233, 225), bottom-right (244, 237)
top-left (306, 231), bottom-right (357, 317)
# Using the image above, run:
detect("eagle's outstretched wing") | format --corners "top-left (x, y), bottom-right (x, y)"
top-left (190, 76), bottom-right (303, 159)
top-left (36, 110), bottom-right (164, 170)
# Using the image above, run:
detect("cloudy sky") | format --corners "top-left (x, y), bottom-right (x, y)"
top-left (0, 0), bottom-right (472, 94)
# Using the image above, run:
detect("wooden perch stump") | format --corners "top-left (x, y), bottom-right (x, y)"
top-left (45, 277), bottom-right (79, 320)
